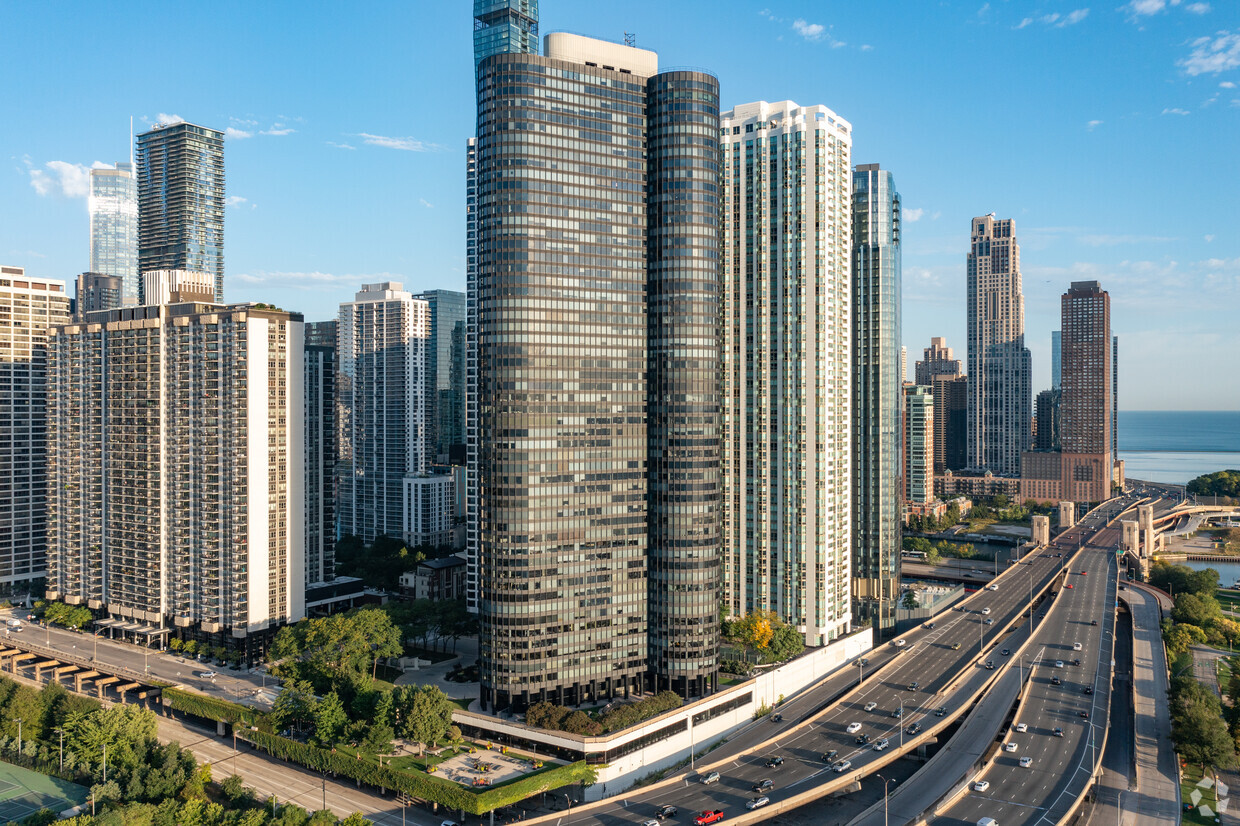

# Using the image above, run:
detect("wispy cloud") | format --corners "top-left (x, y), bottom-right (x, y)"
top-left (1127, 0), bottom-right (1211, 20)
top-left (977, 3), bottom-right (990, 17)
top-left (1178, 30), bottom-right (1240, 75)
top-left (1087, 119), bottom-right (1104, 130)
top-left (1161, 106), bottom-right (1191, 115)
top-left (1058, 9), bottom-right (1090, 26)
top-left (904, 208), bottom-right (925, 222)
top-left (27, 159), bottom-right (100, 198)
top-left (226, 195), bottom-right (250, 209)
top-left (1221, 80), bottom-right (1237, 88)
top-left (419, 198), bottom-right (433, 208)
top-left (1077, 233), bottom-right (1176, 246)
top-left (231, 270), bottom-right (403, 290)
top-left (261, 126), bottom-right (296, 136)
top-left (225, 127), bottom-right (252, 140)
top-left (1186, 3), bottom-right (1211, 13)
top-left (1016, 10), bottom-right (1089, 29)
top-left (1205, 234), bottom-right (1216, 242)
top-left (356, 133), bottom-right (444, 152)
top-left (155, 112), bottom-right (185, 125)
top-left (1016, 17), bottom-right (1033, 28)
top-left (326, 141), bottom-right (356, 150)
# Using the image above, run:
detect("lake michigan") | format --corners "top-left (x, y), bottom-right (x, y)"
top-left (1119, 410), bottom-right (1240, 485)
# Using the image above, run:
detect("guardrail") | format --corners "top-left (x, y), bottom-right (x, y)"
top-left (0, 634), bottom-right (157, 686)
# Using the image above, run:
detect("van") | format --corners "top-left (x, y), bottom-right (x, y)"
top-left (977, 819), bottom-right (999, 826)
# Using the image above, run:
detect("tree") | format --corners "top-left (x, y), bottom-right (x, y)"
top-left (732, 610), bottom-right (777, 659)
top-left (271, 680), bottom-right (317, 734)
top-left (1172, 681), bottom-right (1236, 768)
top-left (360, 720), bottom-right (395, 755)
top-left (312, 691), bottom-right (347, 747)
top-left (1174, 593), bottom-right (1222, 629)
top-left (765, 624), bottom-right (804, 663)
top-left (340, 815), bottom-right (372, 826)
top-left (1164, 622), bottom-right (1208, 658)
top-left (901, 590), bottom-right (919, 610)
top-left (393, 685), bottom-right (454, 752)
top-left (220, 774), bottom-right (245, 803)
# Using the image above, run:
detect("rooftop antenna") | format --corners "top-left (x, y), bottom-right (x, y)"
top-left (624, 31), bottom-right (635, 47)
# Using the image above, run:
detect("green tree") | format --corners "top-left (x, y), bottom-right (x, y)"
top-left (1174, 592), bottom-right (1223, 629)
top-left (1172, 680), bottom-right (1236, 768)
top-left (271, 680), bottom-right (317, 734)
top-left (765, 624), bottom-right (805, 663)
top-left (220, 774), bottom-right (245, 803)
top-left (339, 815), bottom-right (372, 826)
top-left (312, 691), bottom-right (346, 747)
top-left (1164, 622), bottom-right (1208, 658)
top-left (393, 685), bottom-right (454, 752)
top-left (901, 590), bottom-right (919, 610)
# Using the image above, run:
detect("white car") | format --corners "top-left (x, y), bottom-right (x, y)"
top-left (1004, 742), bottom-right (1017, 752)
top-left (973, 780), bottom-right (990, 792)
top-left (981, 607), bottom-right (991, 615)
top-left (746, 796), bottom-right (770, 810)
top-left (1073, 642), bottom-right (1083, 651)
top-left (864, 702), bottom-right (878, 712)
top-left (196, 670), bottom-right (217, 679)
top-left (846, 722), bottom-right (862, 733)
top-left (894, 638), bottom-right (907, 648)
top-left (1015, 722), bottom-right (1028, 732)
top-left (987, 584), bottom-right (999, 591)
top-left (1020, 756), bottom-right (1034, 768)
top-left (833, 760), bottom-right (852, 773)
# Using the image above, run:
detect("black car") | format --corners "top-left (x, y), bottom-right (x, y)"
top-left (771, 713), bottom-right (783, 723)
top-left (1053, 727), bottom-right (1064, 737)
top-left (934, 706), bottom-right (947, 717)
top-left (1080, 711), bottom-right (1090, 719)
top-left (859, 658), bottom-right (870, 666)
top-left (891, 707), bottom-right (903, 718)
top-left (985, 661), bottom-right (995, 670)
top-left (856, 733), bottom-right (871, 745)
top-left (926, 622), bottom-right (936, 629)
top-left (752, 779), bottom-right (774, 793)
top-left (1084, 686), bottom-right (1094, 695)
top-left (906, 722), bottom-right (922, 735)
top-left (907, 681), bottom-right (919, 691)
top-left (822, 750), bottom-right (838, 763)
top-left (1051, 676), bottom-right (1062, 685)
top-left (765, 756), bottom-right (784, 768)
top-left (1073, 658), bottom-right (1081, 666)
top-left (1091, 619), bottom-right (1098, 626)
top-left (1000, 649), bottom-right (1011, 656)
top-left (656, 805), bottom-right (678, 821)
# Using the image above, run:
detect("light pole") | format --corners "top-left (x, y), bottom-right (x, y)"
top-left (1117, 789), bottom-right (1125, 826)
top-left (877, 773), bottom-right (891, 826)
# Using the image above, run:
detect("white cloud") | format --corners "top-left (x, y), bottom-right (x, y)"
top-left (792, 19), bottom-right (826, 40)
top-left (155, 112), bottom-right (185, 125)
top-left (1016, 17), bottom-right (1034, 28)
top-left (1205, 234), bottom-right (1216, 242)
top-left (1179, 30), bottom-right (1240, 75)
top-left (977, 2), bottom-right (990, 16)
top-left (231, 270), bottom-right (402, 290)
top-left (1161, 106), bottom-right (1191, 114)
top-left (261, 126), bottom-right (296, 136)
top-left (419, 198), bottom-right (433, 208)
top-left (326, 141), bottom-right (356, 150)
top-left (1087, 119), bottom-right (1104, 130)
top-left (226, 196), bottom-right (249, 208)
top-left (28, 160), bottom-right (95, 198)
top-left (1077, 233), bottom-right (1176, 246)
top-left (225, 127), bottom-right (252, 140)
top-left (1041, 13), bottom-right (1060, 24)
top-left (904, 208), bottom-right (925, 222)
top-left (1220, 80), bottom-right (1237, 88)
top-left (860, 44), bottom-right (874, 51)
top-left (1186, 3), bottom-right (1211, 13)
top-left (1016, 10), bottom-right (1088, 29)
top-left (356, 133), bottom-right (444, 152)
top-left (1125, 0), bottom-right (1170, 17)
top-left (1058, 9), bottom-right (1090, 26)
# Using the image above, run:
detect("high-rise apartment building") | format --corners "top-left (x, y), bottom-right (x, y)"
top-left (1112, 335), bottom-right (1119, 463)
top-left (74, 272), bottom-right (122, 319)
top-left (0, 267), bottom-right (70, 587)
top-left (916, 337), bottom-right (966, 474)
top-left (966, 215), bottom-right (1031, 476)
top-left (89, 163), bottom-right (138, 305)
top-left (304, 320), bottom-right (336, 586)
top-left (465, 137), bottom-right (481, 613)
top-left (136, 121), bottom-right (225, 303)
top-left (475, 32), bottom-right (720, 710)
top-left (904, 385), bottom-right (935, 505)
top-left (45, 301), bottom-right (304, 655)
top-left (915, 337), bottom-right (961, 386)
top-left (1051, 330), bottom-right (1062, 390)
top-left (413, 290), bottom-right (466, 464)
top-left (336, 283), bottom-right (429, 543)
top-left (1034, 388), bottom-right (1062, 451)
top-left (721, 100), bottom-right (853, 648)
top-left (851, 164), bottom-right (901, 626)
top-left (473, 0), bottom-right (538, 66)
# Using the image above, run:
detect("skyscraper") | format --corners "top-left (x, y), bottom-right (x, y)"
top-left (966, 215), bottom-right (1031, 476)
top-left (305, 320), bottom-right (336, 586)
top-left (1034, 388), bottom-right (1063, 451)
top-left (1112, 335), bottom-right (1119, 464)
top-left (915, 337), bottom-right (961, 386)
top-left (0, 267), bottom-right (70, 588)
top-left (1051, 330), bottom-right (1062, 390)
top-left (45, 301), bottom-right (304, 656)
top-left (412, 290), bottom-right (466, 464)
top-left (74, 272), bottom-right (122, 319)
top-left (851, 163), bottom-right (901, 627)
top-left (336, 283), bottom-right (429, 543)
top-left (475, 32), bottom-right (720, 710)
top-left (88, 162), bottom-right (138, 305)
top-left (904, 386), bottom-right (935, 506)
top-left (721, 100), bottom-right (853, 647)
top-left (136, 121), bottom-right (225, 302)
top-left (473, 0), bottom-right (538, 66)
top-left (916, 337), bottom-right (966, 475)
top-left (465, 137), bottom-right (481, 613)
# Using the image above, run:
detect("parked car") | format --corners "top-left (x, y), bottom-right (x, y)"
top-left (981, 607), bottom-right (991, 615)
top-left (987, 584), bottom-right (999, 591)
top-left (1004, 742), bottom-right (1017, 752)
top-left (893, 639), bottom-right (907, 648)
top-left (984, 618), bottom-right (994, 625)
top-left (1080, 711), bottom-right (1090, 719)
top-left (856, 733), bottom-right (872, 745)
top-left (1054, 660), bottom-right (1064, 668)
top-left (1053, 727), bottom-right (1064, 737)
top-left (1073, 642), bottom-right (1083, 651)
top-left (196, 670), bottom-right (217, 679)
top-left (951, 642), bottom-right (962, 650)
top-left (907, 681), bottom-right (919, 691)
top-left (926, 622), bottom-right (936, 629)
top-left (1051, 676), bottom-right (1062, 685)
top-left (771, 713), bottom-right (783, 723)
top-left (1084, 686), bottom-right (1094, 695)
top-left (1015, 722), bottom-right (1028, 732)
top-left (746, 797), bottom-right (770, 811)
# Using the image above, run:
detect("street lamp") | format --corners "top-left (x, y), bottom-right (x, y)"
top-left (877, 773), bottom-right (891, 826)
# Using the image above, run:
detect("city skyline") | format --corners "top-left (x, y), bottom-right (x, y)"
top-left (3, 0), bottom-right (1237, 413)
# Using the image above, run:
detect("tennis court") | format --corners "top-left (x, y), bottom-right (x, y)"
top-left (0, 759), bottom-right (88, 822)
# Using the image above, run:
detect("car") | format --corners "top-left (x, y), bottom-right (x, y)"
top-left (1051, 676), bottom-right (1062, 685)
top-left (1073, 642), bottom-right (1083, 651)
top-left (974, 780), bottom-right (990, 792)
top-left (906, 722), bottom-right (922, 735)
top-left (694, 811), bottom-right (724, 826)
top-left (984, 618), bottom-right (994, 625)
top-left (856, 733), bottom-right (872, 745)
top-left (1000, 648), bottom-right (1011, 656)
top-left (891, 707), bottom-right (903, 719)
top-left (1066, 584), bottom-right (1074, 589)
top-left (935, 706), bottom-right (948, 717)
top-left (655, 805), bottom-right (678, 821)
top-left (1054, 660), bottom-right (1064, 668)
top-left (926, 622), bottom-right (936, 629)
top-left (951, 642), bottom-right (962, 650)
top-left (894, 639), bottom-right (907, 648)
top-left (643, 821), bottom-right (661, 826)
top-left (864, 702), bottom-right (878, 712)
top-left (981, 607), bottom-right (991, 615)
top-left (1020, 756), bottom-right (1034, 767)
top-left (1080, 711), bottom-right (1090, 719)
top-left (700, 771), bottom-right (720, 785)
top-left (1004, 742), bottom-right (1017, 752)
top-left (846, 722), bottom-right (862, 733)
top-left (1015, 722), bottom-right (1028, 732)
top-left (1073, 658), bottom-right (1081, 666)
top-left (196, 670), bottom-right (217, 679)
top-left (752, 779), bottom-right (774, 793)
top-left (987, 584), bottom-right (999, 591)
top-left (859, 657), bottom-right (870, 666)
top-left (765, 756), bottom-right (783, 768)
top-left (873, 738), bottom-right (890, 752)
top-left (1053, 727), bottom-right (1064, 737)
top-left (1081, 570), bottom-right (1088, 575)
top-left (1084, 686), bottom-right (1094, 695)
top-left (833, 759), bottom-right (853, 772)
top-left (985, 661), bottom-right (995, 670)
top-left (771, 713), bottom-right (783, 723)
top-left (822, 750), bottom-right (839, 762)
top-left (746, 797), bottom-right (770, 810)
top-left (441, 821), bottom-right (461, 826)
top-left (1091, 619), bottom-right (1098, 626)
top-left (907, 681), bottom-right (919, 691)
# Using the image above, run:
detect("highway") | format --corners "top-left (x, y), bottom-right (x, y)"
top-left (522, 505), bottom-right (1130, 826)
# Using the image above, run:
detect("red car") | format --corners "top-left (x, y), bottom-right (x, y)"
top-left (1065, 584), bottom-right (1074, 589)
top-left (694, 812), bottom-right (725, 825)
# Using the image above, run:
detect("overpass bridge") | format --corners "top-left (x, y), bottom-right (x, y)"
top-left (0, 635), bottom-right (163, 706)
top-left (516, 497), bottom-right (1143, 826)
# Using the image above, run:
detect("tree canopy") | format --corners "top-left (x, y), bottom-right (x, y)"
top-left (1188, 470), bottom-right (1240, 499)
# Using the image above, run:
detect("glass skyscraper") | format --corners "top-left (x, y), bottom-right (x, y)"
top-left (851, 164), bottom-right (901, 629)
top-left (473, 0), bottom-right (538, 66)
top-left (136, 121), bottom-right (225, 303)
top-left (474, 33), bottom-right (720, 711)
top-left (412, 290), bottom-right (466, 464)
top-left (88, 162), bottom-right (138, 305)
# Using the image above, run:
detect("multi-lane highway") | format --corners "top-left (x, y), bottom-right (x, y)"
top-left (524, 506), bottom-right (1130, 826)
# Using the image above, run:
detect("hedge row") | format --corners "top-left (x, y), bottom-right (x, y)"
top-left (245, 728), bottom-right (592, 815)
top-left (163, 686), bottom-right (271, 732)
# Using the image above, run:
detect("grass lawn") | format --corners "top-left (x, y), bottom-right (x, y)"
top-left (1216, 589), bottom-right (1240, 609)
top-left (1180, 762), bottom-right (1223, 825)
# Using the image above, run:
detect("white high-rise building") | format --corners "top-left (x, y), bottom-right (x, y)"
top-left (0, 267), bottom-right (71, 587)
top-left (45, 302), bottom-right (304, 653)
top-left (89, 163), bottom-right (138, 305)
top-left (720, 100), bottom-right (854, 646)
top-left (336, 283), bottom-right (430, 542)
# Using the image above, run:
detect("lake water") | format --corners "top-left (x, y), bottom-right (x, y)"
top-left (1181, 559), bottom-right (1240, 588)
top-left (1119, 411), bottom-right (1240, 485)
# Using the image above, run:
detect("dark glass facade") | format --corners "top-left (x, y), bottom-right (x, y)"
top-left (413, 290), bottom-right (466, 463)
top-left (645, 72), bottom-right (721, 698)
top-left (850, 165), bottom-right (901, 626)
top-left (475, 50), bottom-right (720, 712)
top-left (473, 0), bottom-right (538, 67)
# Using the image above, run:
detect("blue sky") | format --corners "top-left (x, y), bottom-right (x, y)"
top-left (2, 0), bottom-right (1237, 410)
